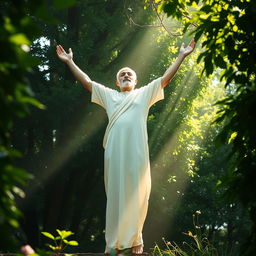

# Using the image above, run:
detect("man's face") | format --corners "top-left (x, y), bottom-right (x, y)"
top-left (116, 68), bottom-right (137, 91)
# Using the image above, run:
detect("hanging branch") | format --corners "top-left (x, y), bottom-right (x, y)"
top-left (123, 0), bottom-right (197, 36)
top-left (149, 0), bottom-right (178, 36)
top-left (123, 0), bottom-right (182, 36)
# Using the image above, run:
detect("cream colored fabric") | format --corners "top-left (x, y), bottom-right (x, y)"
top-left (91, 77), bottom-right (164, 250)
top-left (103, 89), bottom-right (140, 149)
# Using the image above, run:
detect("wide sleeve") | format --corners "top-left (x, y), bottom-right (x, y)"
top-left (91, 81), bottom-right (115, 109)
top-left (141, 77), bottom-right (164, 108)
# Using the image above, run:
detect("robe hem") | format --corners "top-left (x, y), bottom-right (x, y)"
top-left (106, 242), bottom-right (143, 251)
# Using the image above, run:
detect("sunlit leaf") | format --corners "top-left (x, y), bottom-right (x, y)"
top-left (192, 1), bottom-right (197, 8)
top-left (233, 25), bottom-right (238, 32)
top-left (56, 229), bottom-right (74, 239)
top-left (227, 14), bottom-right (235, 25)
top-left (47, 244), bottom-right (56, 250)
top-left (41, 232), bottom-right (55, 240)
top-left (228, 132), bottom-right (238, 144)
top-left (188, 231), bottom-right (194, 237)
top-left (63, 240), bottom-right (79, 246)
top-left (12, 186), bottom-right (25, 198)
top-left (199, 14), bottom-right (210, 19)
top-left (8, 218), bottom-right (19, 228)
top-left (9, 33), bottom-right (30, 45)
top-left (216, 180), bottom-right (222, 186)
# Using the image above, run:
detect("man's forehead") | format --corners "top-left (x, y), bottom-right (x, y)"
top-left (119, 68), bottom-right (135, 75)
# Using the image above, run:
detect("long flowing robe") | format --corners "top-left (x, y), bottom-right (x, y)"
top-left (91, 77), bottom-right (164, 250)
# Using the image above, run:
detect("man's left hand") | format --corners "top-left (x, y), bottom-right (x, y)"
top-left (179, 38), bottom-right (196, 57)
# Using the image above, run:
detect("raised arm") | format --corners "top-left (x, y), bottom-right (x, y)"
top-left (56, 45), bottom-right (92, 92)
top-left (161, 39), bottom-right (195, 88)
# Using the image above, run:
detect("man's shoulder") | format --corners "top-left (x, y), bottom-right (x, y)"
top-left (92, 81), bottom-right (118, 93)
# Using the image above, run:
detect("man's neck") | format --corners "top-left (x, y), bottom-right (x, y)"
top-left (120, 87), bottom-right (134, 92)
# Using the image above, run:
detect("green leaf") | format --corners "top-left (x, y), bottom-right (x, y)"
top-left (8, 218), bottom-right (19, 228)
top-left (56, 229), bottom-right (74, 239)
top-left (41, 232), bottom-right (55, 240)
top-left (20, 96), bottom-right (46, 109)
top-left (63, 240), bottom-right (79, 246)
top-left (204, 54), bottom-right (214, 76)
top-left (228, 132), bottom-right (238, 144)
top-left (9, 33), bottom-right (30, 45)
top-left (47, 244), bottom-right (56, 250)
top-left (214, 55), bottom-right (226, 69)
top-left (197, 52), bottom-right (206, 64)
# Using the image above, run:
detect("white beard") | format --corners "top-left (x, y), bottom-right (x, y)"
top-left (120, 80), bottom-right (135, 88)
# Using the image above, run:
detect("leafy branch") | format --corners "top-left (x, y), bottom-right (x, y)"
top-left (41, 229), bottom-right (78, 255)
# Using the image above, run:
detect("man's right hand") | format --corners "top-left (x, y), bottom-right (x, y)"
top-left (55, 44), bottom-right (92, 92)
top-left (56, 45), bottom-right (73, 63)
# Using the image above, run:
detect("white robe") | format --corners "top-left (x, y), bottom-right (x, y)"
top-left (91, 77), bottom-right (164, 250)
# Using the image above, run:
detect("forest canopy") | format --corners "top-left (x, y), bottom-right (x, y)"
top-left (0, 0), bottom-right (255, 255)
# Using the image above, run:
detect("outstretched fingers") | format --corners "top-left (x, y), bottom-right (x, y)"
top-left (189, 38), bottom-right (195, 49)
top-left (56, 45), bottom-right (66, 55)
top-left (56, 45), bottom-right (62, 56)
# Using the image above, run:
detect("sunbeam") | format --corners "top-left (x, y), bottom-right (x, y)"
top-left (25, 16), bottom-right (164, 203)
top-left (145, 77), bottom-right (225, 246)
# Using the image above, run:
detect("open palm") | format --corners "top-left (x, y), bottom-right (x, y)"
top-left (56, 45), bottom-right (73, 63)
top-left (180, 39), bottom-right (195, 57)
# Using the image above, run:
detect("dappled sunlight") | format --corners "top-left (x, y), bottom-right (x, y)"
top-left (117, 28), bottom-right (159, 80)
top-left (26, 21), bottom-right (162, 196)
top-left (41, 29), bottom-right (202, 249)
top-left (2, 0), bottom-right (254, 253)
top-left (147, 77), bottom-right (226, 242)
top-left (149, 69), bottom-right (196, 152)
top-left (26, 104), bottom-right (107, 194)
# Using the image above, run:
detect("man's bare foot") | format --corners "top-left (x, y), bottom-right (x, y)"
top-left (132, 244), bottom-right (144, 254)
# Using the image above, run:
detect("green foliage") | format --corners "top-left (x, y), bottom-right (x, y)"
top-left (6, 0), bottom-right (251, 253)
top-left (0, 0), bottom-right (43, 245)
top-left (11, 0), bottom-right (161, 251)
top-left (41, 229), bottom-right (78, 255)
top-left (0, 0), bottom-right (76, 250)
top-left (157, 0), bottom-right (256, 254)
top-left (152, 213), bottom-right (226, 256)
top-left (146, 69), bottom-right (250, 252)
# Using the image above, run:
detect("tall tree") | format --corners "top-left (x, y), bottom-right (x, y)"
top-left (13, 0), bottom-right (162, 251)
top-left (0, 0), bottom-right (77, 251)
top-left (157, 0), bottom-right (256, 254)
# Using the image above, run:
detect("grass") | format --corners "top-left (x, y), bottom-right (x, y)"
top-left (150, 211), bottom-right (220, 256)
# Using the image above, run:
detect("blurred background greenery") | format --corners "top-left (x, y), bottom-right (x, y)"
top-left (0, 0), bottom-right (255, 255)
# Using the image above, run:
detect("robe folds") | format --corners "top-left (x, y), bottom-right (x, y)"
top-left (91, 77), bottom-right (164, 250)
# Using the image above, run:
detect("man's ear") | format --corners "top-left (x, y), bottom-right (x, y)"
top-left (116, 80), bottom-right (120, 87)
top-left (135, 79), bottom-right (138, 85)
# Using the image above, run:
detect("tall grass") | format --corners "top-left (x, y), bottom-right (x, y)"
top-left (151, 211), bottom-right (234, 256)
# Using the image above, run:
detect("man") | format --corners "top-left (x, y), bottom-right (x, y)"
top-left (56, 39), bottom-right (195, 255)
